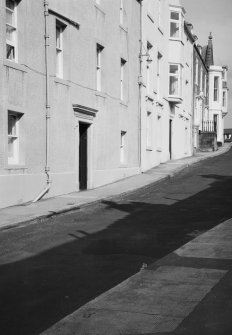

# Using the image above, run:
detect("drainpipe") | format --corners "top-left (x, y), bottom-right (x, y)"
top-left (138, 0), bottom-right (143, 170)
top-left (32, 0), bottom-right (51, 202)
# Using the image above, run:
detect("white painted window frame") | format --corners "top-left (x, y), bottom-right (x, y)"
top-left (120, 0), bottom-right (123, 25)
top-left (200, 66), bottom-right (203, 92)
top-left (214, 76), bottom-right (219, 102)
top-left (56, 21), bottom-right (65, 78)
top-left (158, 0), bottom-right (162, 28)
top-left (146, 42), bottom-right (153, 95)
top-left (157, 115), bottom-right (162, 151)
top-left (8, 111), bottom-right (20, 165)
top-left (169, 10), bottom-right (181, 40)
top-left (157, 52), bottom-right (162, 99)
top-left (169, 63), bottom-right (181, 97)
top-left (146, 111), bottom-right (152, 149)
top-left (96, 44), bottom-right (104, 91)
top-left (204, 74), bottom-right (207, 96)
top-left (222, 91), bottom-right (226, 107)
top-left (5, 0), bottom-right (18, 62)
top-left (120, 58), bottom-right (126, 101)
top-left (120, 131), bottom-right (127, 164)
top-left (195, 58), bottom-right (199, 85)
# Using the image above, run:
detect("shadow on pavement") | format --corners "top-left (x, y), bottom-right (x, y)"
top-left (0, 170), bottom-right (232, 335)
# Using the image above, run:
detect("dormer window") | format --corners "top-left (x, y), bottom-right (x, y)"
top-left (170, 11), bottom-right (181, 39)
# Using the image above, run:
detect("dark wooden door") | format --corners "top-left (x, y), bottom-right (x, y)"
top-left (169, 119), bottom-right (172, 159)
top-left (213, 114), bottom-right (218, 133)
top-left (79, 123), bottom-right (88, 190)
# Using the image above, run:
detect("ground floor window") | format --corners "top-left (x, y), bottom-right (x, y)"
top-left (8, 111), bottom-right (21, 164)
top-left (146, 111), bottom-right (152, 149)
top-left (120, 131), bottom-right (127, 164)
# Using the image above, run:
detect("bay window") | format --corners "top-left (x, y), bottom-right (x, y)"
top-left (170, 11), bottom-right (181, 39)
top-left (223, 91), bottom-right (226, 107)
top-left (214, 76), bottom-right (219, 101)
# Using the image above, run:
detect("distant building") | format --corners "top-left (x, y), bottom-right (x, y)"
top-left (203, 33), bottom-right (229, 148)
top-left (191, 34), bottom-right (209, 152)
top-left (139, 0), bottom-right (193, 173)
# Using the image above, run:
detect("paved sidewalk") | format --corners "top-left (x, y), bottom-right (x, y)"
top-left (0, 143), bottom-right (230, 231)
top-left (41, 218), bottom-right (232, 335)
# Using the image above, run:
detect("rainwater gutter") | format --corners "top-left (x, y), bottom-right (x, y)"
top-left (32, 0), bottom-right (51, 202)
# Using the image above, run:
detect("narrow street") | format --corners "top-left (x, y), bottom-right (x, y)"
top-left (1, 148), bottom-right (232, 335)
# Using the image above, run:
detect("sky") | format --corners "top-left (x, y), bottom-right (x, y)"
top-left (182, 0), bottom-right (232, 128)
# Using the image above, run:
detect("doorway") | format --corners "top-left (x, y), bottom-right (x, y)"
top-left (79, 122), bottom-right (89, 190)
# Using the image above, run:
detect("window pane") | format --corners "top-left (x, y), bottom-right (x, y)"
top-left (8, 114), bottom-right (16, 135)
top-left (214, 90), bottom-right (218, 101)
top-left (6, 24), bottom-right (14, 41)
top-left (170, 64), bottom-right (178, 74)
top-left (169, 76), bottom-right (178, 95)
top-left (8, 138), bottom-right (15, 158)
top-left (170, 22), bottom-right (180, 38)
top-left (56, 27), bottom-right (61, 49)
top-left (171, 12), bottom-right (179, 20)
top-left (6, 43), bottom-right (15, 60)
top-left (6, 9), bottom-right (13, 25)
top-left (6, 0), bottom-right (14, 10)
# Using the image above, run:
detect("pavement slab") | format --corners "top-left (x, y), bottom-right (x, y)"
top-left (41, 213), bottom-right (232, 335)
top-left (41, 266), bottom-right (226, 335)
top-left (175, 218), bottom-right (232, 259)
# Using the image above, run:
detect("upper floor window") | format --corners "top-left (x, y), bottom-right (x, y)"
top-left (195, 58), bottom-right (199, 85)
top-left (56, 21), bottom-right (65, 78)
top-left (146, 42), bottom-right (153, 94)
top-left (169, 64), bottom-right (181, 96)
top-left (200, 67), bottom-right (203, 91)
top-left (120, 0), bottom-right (123, 25)
top-left (204, 74), bottom-right (207, 95)
top-left (214, 76), bottom-right (219, 101)
top-left (6, 0), bottom-right (17, 61)
top-left (158, 0), bottom-right (162, 27)
top-left (223, 91), bottom-right (226, 107)
top-left (96, 44), bottom-right (104, 91)
top-left (120, 58), bottom-right (126, 100)
top-left (120, 131), bottom-right (127, 164)
top-left (170, 11), bottom-right (181, 39)
top-left (222, 70), bottom-right (225, 80)
top-left (146, 111), bottom-right (152, 149)
top-left (157, 52), bottom-right (162, 99)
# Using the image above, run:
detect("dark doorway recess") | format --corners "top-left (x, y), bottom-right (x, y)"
top-left (79, 122), bottom-right (89, 190)
top-left (169, 119), bottom-right (172, 159)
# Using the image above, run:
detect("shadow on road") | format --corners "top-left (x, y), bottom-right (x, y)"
top-left (1, 170), bottom-right (232, 334)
